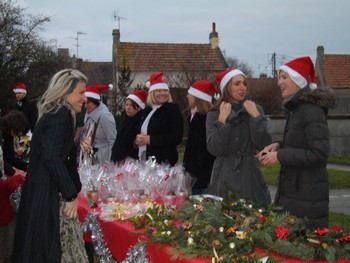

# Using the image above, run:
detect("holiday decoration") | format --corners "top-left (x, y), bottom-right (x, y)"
top-left (121, 243), bottom-right (151, 263)
top-left (10, 186), bottom-right (22, 212)
top-left (128, 195), bottom-right (350, 262)
top-left (82, 211), bottom-right (116, 263)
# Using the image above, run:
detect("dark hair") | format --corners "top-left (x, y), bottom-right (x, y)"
top-left (87, 97), bottom-right (100, 106)
top-left (126, 98), bottom-right (140, 110)
top-left (0, 110), bottom-right (30, 135)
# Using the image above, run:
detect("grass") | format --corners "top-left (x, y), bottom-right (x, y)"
top-left (261, 165), bottom-right (350, 188)
top-left (328, 155), bottom-right (350, 165)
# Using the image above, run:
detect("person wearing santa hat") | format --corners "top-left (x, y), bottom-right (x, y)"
top-left (14, 69), bottom-right (89, 262)
top-left (111, 89), bottom-right (148, 162)
top-left (183, 80), bottom-right (217, 195)
top-left (81, 84), bottom-right (116, 165)
top-left (258, 56), bottom-right (336, 228)
top-left (135, 73), bottom-right (183, 166)
top-left (13, 82), bottom-right (38, 132)
top-left (206, 68), bottom-right (272, 204)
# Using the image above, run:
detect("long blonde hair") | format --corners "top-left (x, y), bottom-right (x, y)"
top-left (37, 69), bottom-right (87, 122)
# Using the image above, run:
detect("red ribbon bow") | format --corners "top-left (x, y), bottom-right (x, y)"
top-left (275, 225), bottom-right (289, 240)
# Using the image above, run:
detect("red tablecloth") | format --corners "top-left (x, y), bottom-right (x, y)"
top-left (77, 195), bottom-right (348, 263)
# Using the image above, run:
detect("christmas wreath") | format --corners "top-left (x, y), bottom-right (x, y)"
top-left (130, 195), bottom-right (350, 262)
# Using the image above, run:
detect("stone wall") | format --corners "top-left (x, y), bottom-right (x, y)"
top-left (267, 115), bottom-right (350, 157)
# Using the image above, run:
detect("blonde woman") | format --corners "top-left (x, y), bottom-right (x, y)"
top-left (135, 73), bottom-right (183, 166)
top-left (13, 69), bottom-right (88, 262)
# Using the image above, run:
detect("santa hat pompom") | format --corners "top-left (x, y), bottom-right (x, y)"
top-left (213, 93), bottom-right (221, 101)
top-left (108, 84), bottom-right (113, 90)
top-left (145, 80), bottom-right (150, 88)
top-left (309, 83), bottom-right (317, 90)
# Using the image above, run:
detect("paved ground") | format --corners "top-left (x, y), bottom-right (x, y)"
top-left (268, 163), bottom-right (350, 215)
top-left (268, 186), bottom-right (350, 215)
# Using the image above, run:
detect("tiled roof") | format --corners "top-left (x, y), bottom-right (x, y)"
top-left (323, 54), bottom-right (350, 88)
top-left (117, 42), bottom-right (227, 72)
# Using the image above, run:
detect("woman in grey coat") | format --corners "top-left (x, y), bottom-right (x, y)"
top-left (206, 68), bottom-right (271, 204)
top-left (83, 84), bottom-right (116, 165)
top-left (259, 57), bottom-right (336, 228)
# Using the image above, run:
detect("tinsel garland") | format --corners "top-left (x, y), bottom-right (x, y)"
top-left (10, 186), bottom-right (21, 212)
top-left (82, 211), bottom-right (116, 263)
top-left (121, 243), bottom-right (151, 263)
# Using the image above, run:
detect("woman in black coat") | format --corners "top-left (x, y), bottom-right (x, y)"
top-left (13, 69), bottom-right (89, 262)
top-left (258, 57), bottom-right (336, 228)
top-left (183, 80), bottom-right (217, 195)
top-left (135, 73), bottom-right (183, 166)
top-left (111, 90), bottom-right (148, 162)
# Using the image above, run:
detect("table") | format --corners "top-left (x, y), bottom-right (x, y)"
top-left (77, 195), bottom-right (348, 263)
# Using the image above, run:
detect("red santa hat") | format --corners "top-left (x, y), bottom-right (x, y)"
top-left (13, 82), bottom-right (27, 94)
top-left (85, 84), bottom-right (113, 100)
top-left (126, 90), bottom-right (148, 109)
top-left (148, 73), bottom-right (169, 92)
top-left (215, 68), bottom-right (245, 92)
top-left (188, 80), bottom-right (219, 103)
top-left (279, 56), bottom-right (317, 90)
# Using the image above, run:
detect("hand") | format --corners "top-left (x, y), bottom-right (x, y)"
top-left (218, 102), bottom-right (232, 124)
top-left (64, 199), bottom-right (78, 219)
top-left (80, 137), bottom-right (91, 152)
top-left (243, 100), bottom-right (260, 118)
top-left (259, 151), bottom-right (279, 166)
top-left (135, 133), bottom-right (150, 146)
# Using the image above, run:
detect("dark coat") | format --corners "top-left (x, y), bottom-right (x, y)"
top-left (111, 110), bottom-right (142, 162)
top-left (16, 97), bottom-right (38, 132)
top-left (183, 112), bottom-right (215, 189)
top-left (13, 106), bottom-right (81, 263)
top-left (275, 87), bottom-right (336, 229)
top-left (206, 103), bottom-right (272, 204)
top-left (140, 103), bottom-right (183, 166)
top-left (1, 129), bottom-right (28, 176)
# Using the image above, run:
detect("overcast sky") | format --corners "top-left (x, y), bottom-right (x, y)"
top-left (16, 0), bottom-right (350, 77)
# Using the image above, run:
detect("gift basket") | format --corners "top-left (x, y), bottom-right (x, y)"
top-left (78, 156), bottom-right (195, 221)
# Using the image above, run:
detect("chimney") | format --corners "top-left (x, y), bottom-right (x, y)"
top-left (317, 45), bottom-right (324, 58)
top-left (209, 22), bottom-right (219, 49)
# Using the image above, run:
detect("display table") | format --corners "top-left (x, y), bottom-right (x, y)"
top-left (77, 195), bottom-right (348, 263)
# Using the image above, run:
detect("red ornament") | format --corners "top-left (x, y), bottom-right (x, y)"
top-left (275, 225), bottom-right (289, 240)
top-left (331, 225), bottom-right (342, 232)
top-left (317, 227), bottom-right (330, 236)
top-left (337, 235), bottom-right (350, 243)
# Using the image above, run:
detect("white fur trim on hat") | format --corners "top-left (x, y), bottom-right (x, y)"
top-left (85, 91), bottom-right (100, 100)
top-left (188, 87), bottom-right (212, 103)
top-left (13, 89), bottom-right (27, 94)
top-left (220, 69), bottom-right (245, 91)
top-left (280, 65), bottom-right (307, 89)
top-left (149, 82), bottom-right (169, 92)
top-left (127, 94), bottom-right (146, 109)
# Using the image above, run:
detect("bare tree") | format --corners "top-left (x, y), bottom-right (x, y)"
top-left (0, 1), bottom-right (66, 113)
top-left (225, 56), bottom-right (254, 77)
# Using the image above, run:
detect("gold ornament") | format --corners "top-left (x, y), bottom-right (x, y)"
top-left (187, 237), bottom-right (194, 245)
top-left (322, 243), bottom-right (328, 250)
top-left (289, 217), bottom-right (296, 225)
